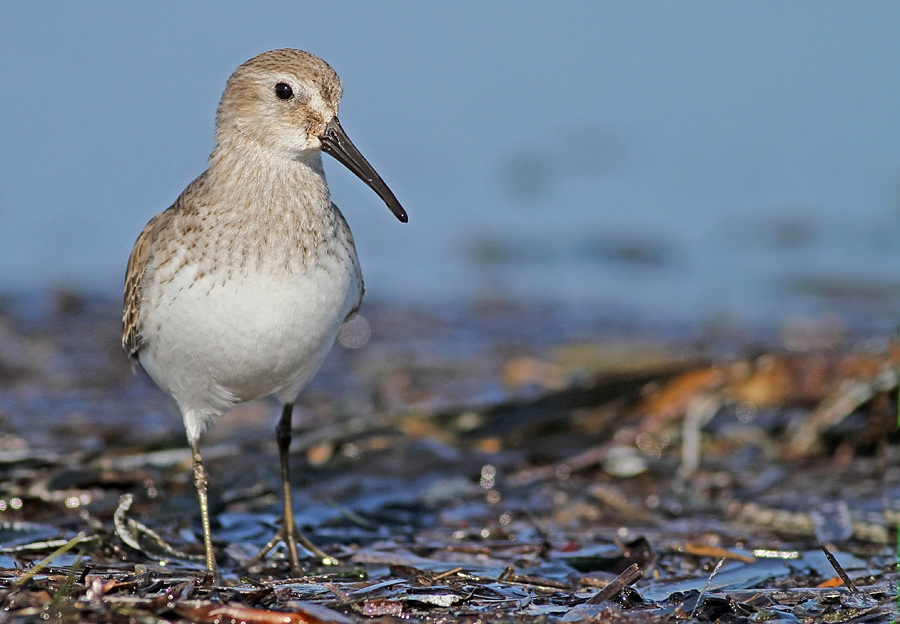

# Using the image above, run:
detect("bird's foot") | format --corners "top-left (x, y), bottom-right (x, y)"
top-left (244, 522), bottom-right (338, 575)
top-left (199, 569), bottom-right (223, 587)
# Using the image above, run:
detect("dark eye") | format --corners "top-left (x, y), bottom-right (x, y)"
top-left (274, 83), bottom-right (293, 100)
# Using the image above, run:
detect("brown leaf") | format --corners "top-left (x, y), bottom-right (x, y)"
top-left (173, 600), bottom-right (354, 624)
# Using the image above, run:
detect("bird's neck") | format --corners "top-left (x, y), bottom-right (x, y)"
top-left (193, 140), bottom-right (342, 272)
top-left (206, 139), bottom-right (333, 221)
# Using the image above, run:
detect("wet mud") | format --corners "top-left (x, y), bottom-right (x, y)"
top-left (0, 293), bottom-right (897, 622)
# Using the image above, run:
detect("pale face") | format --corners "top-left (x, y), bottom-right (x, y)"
top-left (216, 49), bottom-right (343, 160)
top-left (214, 49), bottom-right (407, 222)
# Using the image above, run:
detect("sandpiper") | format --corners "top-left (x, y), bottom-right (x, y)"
top-left (123, 49), bottom-right (407, 578)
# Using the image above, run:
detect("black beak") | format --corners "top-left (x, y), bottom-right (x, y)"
top-left (319, 117), bottom-right (408, 223)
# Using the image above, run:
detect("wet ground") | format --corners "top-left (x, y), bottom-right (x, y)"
top-left (0, 292), bottom-right (898, 622)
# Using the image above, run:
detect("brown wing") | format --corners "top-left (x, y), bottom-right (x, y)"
top-left (123, 172), bottom-right (207, 358)
top-left (122, 210), bottom-right (172, 358)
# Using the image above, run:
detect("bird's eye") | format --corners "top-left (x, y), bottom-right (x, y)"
top-left (274, 83), bottom-right (294, 100)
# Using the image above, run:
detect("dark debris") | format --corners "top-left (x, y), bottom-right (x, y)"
top-left (0, 293), bottom-right (898, 622)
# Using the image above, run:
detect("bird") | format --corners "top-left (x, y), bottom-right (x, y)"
top-left (122, 49), bottom-right (407, 579)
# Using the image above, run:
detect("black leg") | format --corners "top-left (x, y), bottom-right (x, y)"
top-left (244, 403), bottom-right (337, 574)
top-left (276, 402), bottom-right (302, 573)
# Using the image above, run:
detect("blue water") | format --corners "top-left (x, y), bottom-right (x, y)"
top-left (2, 3), bottom-right (900, 327)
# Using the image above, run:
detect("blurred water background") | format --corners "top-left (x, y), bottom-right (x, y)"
top-left (2, 3), bottom-right (900, 330)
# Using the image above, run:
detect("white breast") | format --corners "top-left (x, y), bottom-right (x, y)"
top-left (138, 244), bottom-right (361, 441)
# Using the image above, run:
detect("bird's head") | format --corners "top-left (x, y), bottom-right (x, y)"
top-left (216, 48), bottom-right (407, 222)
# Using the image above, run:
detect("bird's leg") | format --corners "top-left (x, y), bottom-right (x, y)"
top-left (190, 439), bottom-right (218, 580)
top-left (244, 403), bottom-right (336, 574)
top-left (278, 404), bottom-right (336, 568)
top-left (276, 402), bottom-right (302, 574)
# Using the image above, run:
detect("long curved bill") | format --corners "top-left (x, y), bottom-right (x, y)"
top-left (319, 117), bottom-right (408, 223)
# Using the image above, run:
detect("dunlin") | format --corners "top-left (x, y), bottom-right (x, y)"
top-left (123, 49), bottom-right (407, 577)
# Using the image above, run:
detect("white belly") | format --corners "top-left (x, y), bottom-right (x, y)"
top-left (138, 252), bottom-right (359, 441)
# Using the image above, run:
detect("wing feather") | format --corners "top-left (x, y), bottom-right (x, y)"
top-left (122, 210), bottom-right (173, 358)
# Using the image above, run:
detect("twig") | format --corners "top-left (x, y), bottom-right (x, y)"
top-left (819, 542), bottom-right (859, 594)
top-left (45, 550), bottom-right (83, 612)
top-left (691, 557), bottom-right (725, 618)
top-left (433, 567), bottom-right (463, 581)
top-left (586, 563), bottom-right (642, 604)
top-left (0, 532), bottom-right (87, 606)
top-left (819, 542), bottom-right (878, 609)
